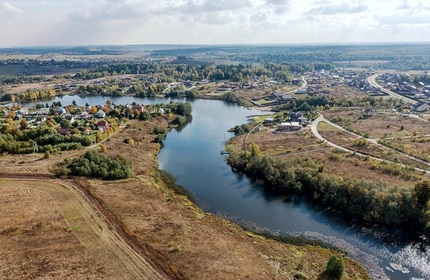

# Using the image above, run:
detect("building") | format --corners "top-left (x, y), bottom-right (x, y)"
top-left (277, 122), bottom-right (302, 131)
top-left (97, 120), bottom-right (109, 132)
top-left (411, 102), bottom-right (430, 112)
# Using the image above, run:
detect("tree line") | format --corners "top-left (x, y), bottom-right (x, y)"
top-left (227, 144), bottom-right (430, 239)
top-left (73, 62), bottom-right (329, 83)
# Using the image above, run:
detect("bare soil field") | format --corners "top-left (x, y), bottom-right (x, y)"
top-left (0, 118), bottom-right (369, 280)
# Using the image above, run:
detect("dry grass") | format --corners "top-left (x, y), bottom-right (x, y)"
top-left (0, 118), bottom-right (369, 279)
top-left (0, 180), bottom-right (137, 279)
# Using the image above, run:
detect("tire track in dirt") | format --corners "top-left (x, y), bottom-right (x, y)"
top-left (0, 175), bottom-right (170, 280)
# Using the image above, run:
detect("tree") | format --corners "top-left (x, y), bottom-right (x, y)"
top-left (99, 144), bottom-right (107, 153)
top-left (250, 143), bottom-right (261, 158)
top-left (175, 102), bottom-right (192, 116)
top-left (139, 111), bottom-right (150, 121)
top-left (19, 119), bottom-right (29, 130)
top-left (44, 151), bottom-right (51, 159)
top-left (325, 255), bottom-right (344, 279)
top-left (413, 181), bottom-right (430, 210)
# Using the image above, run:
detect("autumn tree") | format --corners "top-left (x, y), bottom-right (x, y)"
top-left (19, 119), bottom-right (29, 130)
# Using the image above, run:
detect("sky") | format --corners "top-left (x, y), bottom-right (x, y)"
top-left (0, 0), bottom-right (429, 47)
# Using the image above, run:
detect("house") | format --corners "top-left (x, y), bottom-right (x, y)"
top-left (97, 120), bottom-right (109, 132)
top-left (362, 108), bottom-right (376, 118)
top-left (263, 118), bottom-right (275, 125)
top-left (35, 116), bottom-right (45, 126)
top-left (57, 128), bottom-right (70, 135)
top-left (296, 88), bottom-right (308, 94)
top-left (79, 111), bottom-right (90, 120)
top-left (94, 109), bottom-right (106, 118)
top-left (298, 116), bottom-right (308, 125)
top-left (84, 127), bottom-right (92, 135)
top-left (277, 122), bottom-right (302, 131)
top-left (290, 111), bottom-right (304, 119)
top-left (37, 108), bottom-right (50, 115)
top-left (57, 107), bottom-right (67, 115)
top-left (271, 92), bottom-right (293, 102)
top-left (64, 114), bottom-right (75, 124)
top-left (17, 108), bottom-right (28, 115)
top-left (411, 102), bottom-right (430, 112)
top-left (132, 104), bottom-right (145, 112)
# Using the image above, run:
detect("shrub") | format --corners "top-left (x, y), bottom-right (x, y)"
top-left (66, 150), bottom-right (133, 180)
top-left (325, 255), bottom-right (344, 279)
top-left (154, 134), bottom-right (165, 143)
top-left (99, 144), bottom-right (107, 153)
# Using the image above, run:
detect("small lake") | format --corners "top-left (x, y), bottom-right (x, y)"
top-left (18, 96), bottom-right (430, 280)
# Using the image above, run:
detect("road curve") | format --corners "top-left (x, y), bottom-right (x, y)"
top-left (310, 114), bottom-right (430, 174)
top-left (366, 74), bottom-right (418, 105)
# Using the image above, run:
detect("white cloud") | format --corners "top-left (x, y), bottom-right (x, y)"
top-left (307, 1), bottom-right (368, 15)
top-left (0, 2), bottom-right (23, 20)
top-left (1, 0), bottom-right (430, 46)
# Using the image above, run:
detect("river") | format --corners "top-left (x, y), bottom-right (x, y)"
top-left (19, 96), bottom-right (430, 280)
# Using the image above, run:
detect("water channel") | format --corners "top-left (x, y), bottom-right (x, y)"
top-left (20, 96), bottom-right (430, 279)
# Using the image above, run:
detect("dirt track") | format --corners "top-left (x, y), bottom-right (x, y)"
top-left (0, 175), bottom-right (169, 280)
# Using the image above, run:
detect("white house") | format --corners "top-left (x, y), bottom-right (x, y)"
top-left (277, 122), bottom-right (302, 131)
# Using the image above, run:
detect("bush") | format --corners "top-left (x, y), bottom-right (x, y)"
top-left (154, 134), bottom-right (165, 143)
top-left (325, 255), bottom-right (344, 279)
top-left (66, 150), bottom-right (133, 180)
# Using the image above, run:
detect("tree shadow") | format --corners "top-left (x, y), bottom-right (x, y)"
top-left (317, 271), bottom-right (340, 280)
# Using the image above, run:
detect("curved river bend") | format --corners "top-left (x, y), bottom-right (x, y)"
top-left (157, 99), bottom-right (429, 280)
top-left (22, 96), bottom-right (430, 280)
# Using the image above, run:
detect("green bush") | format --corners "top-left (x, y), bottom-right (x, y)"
top-left (66, 150), bottom-right (133, 180)
top-left (325, 255), bottom-right (344, 279)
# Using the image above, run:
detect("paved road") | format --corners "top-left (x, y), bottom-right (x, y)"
top-left (366, 74), bottom-right (418, 105)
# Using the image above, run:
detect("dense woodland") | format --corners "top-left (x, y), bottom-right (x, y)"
top-left (72, 62), bottom-right (316, 82)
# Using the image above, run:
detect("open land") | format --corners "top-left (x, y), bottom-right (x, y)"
top-left (0, 118), bottom-right (369, 279)
top-left (3, 44), bottom-right (430, 279)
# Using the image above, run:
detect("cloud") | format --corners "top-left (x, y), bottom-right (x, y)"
top-left (377, 13), bottom-right (430, 25)
top-left (266, 0), bottom-right (290, 5)
top-left (0, 2), bottom-right (23, 19)
top-left (307, 1), bottom-right (368, 15)
top-left (182, 0), bottom-right (254, 14)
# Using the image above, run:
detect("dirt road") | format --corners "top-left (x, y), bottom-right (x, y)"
top-left (0, 175), bottom-right (169, 280)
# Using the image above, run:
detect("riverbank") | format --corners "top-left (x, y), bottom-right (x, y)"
top-left (83, 118), bottom-right (369, 279)
top-left (0, 114), bottom-right (369, 278)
